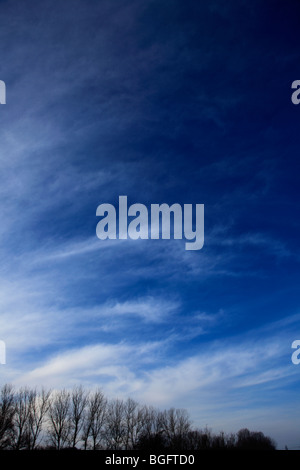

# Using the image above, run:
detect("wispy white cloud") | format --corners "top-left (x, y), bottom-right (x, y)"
top-left (7, 313), bottom-right (298, 403)
top-left (7, 327), bottom-right (299, 449)
top-left (99, 297), bottom-right (180, 323)
top-left (218, 232), bottom-right (290, 258)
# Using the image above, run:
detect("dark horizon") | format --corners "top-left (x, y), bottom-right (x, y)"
top-left (0, 383), bottom-right (278, 451)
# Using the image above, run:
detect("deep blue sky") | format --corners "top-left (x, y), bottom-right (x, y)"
top-left (0, 0), bottom-right (300, 449)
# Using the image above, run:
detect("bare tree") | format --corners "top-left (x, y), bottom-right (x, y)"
top-left (27, 388), bottom-right (51, 450)
top-left (136, 407), bottom-right (192, 450)
top-left (69, 385), bottom-right (88, 449)
top-left (47, 390), bottom-right (70, 450)
top-left (140, 405), bottom-right (161, 438)
top-left (123, 398), bottom-right (146, 449)
top-left (82, 388), bottom-right (107, 450)
top-left (236, 428), bottom-right (276, 450)
top-left (0, 384), bottom-right (278, 451)
top-left (105, 399), bottom-right (125, 450)
top-left (0, 384), bottom-right (15, 449)
top-left (12, 387), bottom-right (33, 450)
top-left (160, 408), bottom-right (191, 440)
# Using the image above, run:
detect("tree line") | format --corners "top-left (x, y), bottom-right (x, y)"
top-left (0, 384), bottom-right (276, 450)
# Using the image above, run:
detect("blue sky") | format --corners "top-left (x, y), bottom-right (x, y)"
top-left (0, 0), bottom-right (300, 449)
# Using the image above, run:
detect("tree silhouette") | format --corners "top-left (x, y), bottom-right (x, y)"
top-left (0, 383), bottom-right (277, 451)
top-left (47, 389), bottom-right (70, 450)
top-left (0, 384), bottom-right (15, 449)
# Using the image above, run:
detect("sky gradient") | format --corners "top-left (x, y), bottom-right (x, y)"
top-left (0, 0), bottom-right (300, 449)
